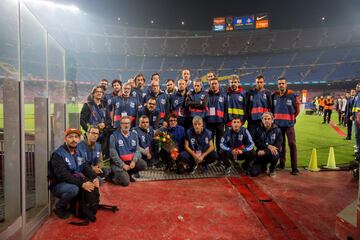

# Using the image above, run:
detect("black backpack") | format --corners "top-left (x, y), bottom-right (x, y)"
top-left (69, 187), bottom-right (119, 226)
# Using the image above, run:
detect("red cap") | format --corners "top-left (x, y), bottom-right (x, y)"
top-left (64, 128), bottom-right (82, 137)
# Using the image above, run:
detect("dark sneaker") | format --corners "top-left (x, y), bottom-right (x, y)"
top-left (345, 137), bottom-right (351, 140)
top-left (223, 166), bottom-right (231, 175)
top-left (129, 175), bottom-right (136, 182)
top-left (276, 163), bottom-right (285, 170)
top-left (290, 168), bottom-right (300, 175)
top-left (54, 208), bottom-right (71, 219)
top-left (134, 172), bottom-right (141, 178)
top-left (201, 165), bottom-right (209, 173)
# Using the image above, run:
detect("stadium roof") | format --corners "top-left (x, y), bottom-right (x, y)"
top-left (55, 0), bottom-right (360, 30)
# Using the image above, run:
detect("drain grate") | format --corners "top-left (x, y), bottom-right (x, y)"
top-left (136, 164), bottom-right (240, 181)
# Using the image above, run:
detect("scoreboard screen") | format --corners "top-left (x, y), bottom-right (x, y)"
top-left (233, 16), bottom-right (255, 30)
top-left (213, 13), bottom-right (269, 32)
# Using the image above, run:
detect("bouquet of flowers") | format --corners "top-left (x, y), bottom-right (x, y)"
top-left (154, 130), bottom-right (179, 160)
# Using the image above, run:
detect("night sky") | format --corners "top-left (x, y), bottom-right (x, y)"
top-left (60, 0), bottom-right (360, 30)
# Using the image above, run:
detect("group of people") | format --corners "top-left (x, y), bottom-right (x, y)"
top-left (312, 86), bottom-right (358, 142)
top-left (49, 69), bottom-right (302, 219)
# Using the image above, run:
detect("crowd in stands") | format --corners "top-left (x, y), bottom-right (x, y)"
top-left (48, 69), bottom-right (307, 219)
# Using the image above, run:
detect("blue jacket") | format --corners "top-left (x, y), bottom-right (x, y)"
top-left (207, 89), bottom-right (227, 123)
top-left (226, 86), bottom-right (247, 123)
top-left (169, 90), bottom-right (187, 120)
top-left (160, 125), bottom-right (186, 152)
top-left (131, 87), bottom-right (147, 107)
top-left (137, 107), bottom-right (160, 129)
top-left (77, 140), bottom-right (102, 166)
top-left (220, 127), bottom-right (254, 154)
top-left (246, 88), bottom-right (272, 122)
top-left (144, 91), bottom-right (169, 124)
top-left (132, 126), bottom-right (154, 154)
top-left (185, 128), bottom-right (212, 153)
top-left (80, 101), bottom-right (110, 132)
top-left (186, 89), bottom-right (208, 118)
top-left (111, 130), bottom-right (138, 164)
top-left (352, 92), bottom-right (360, 118)
top-left (252, 124), bottom-right (283, 156)
top-left (272, 90), bottom-right (300, 127)
top-left (345, 96), bottom-right (355, 119)
top-left (50, 144), bottom-right (96, 188)
top-left (112, 96), bottom-right (139, 128)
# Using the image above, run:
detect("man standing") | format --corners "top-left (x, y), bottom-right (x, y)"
top-left (80, 85), bottom-right (111, 157)
top-left (178, 116), bottom-right (218, 173)
top-left (185, 79), bottom-right (208, 128)
top-left (246, 75), bottom-right (272, 134)
top-left (137, 97), bottom-right (160, 129)
top-left (109, 117), bottom-right (147, 186)
top-left (165, 79), bottom-right (177, 95)
top-left (206, 77), bottom-right (227, 155)
top-left (226, 74), bottom-right (247, 126)
top-left (181, 68), bottom-right (192, 90)
top-left (251, 112), bottom-right (283, 177)
top-left (272, 77), bottom-right (300, 175)
top-left (351, 83), bottom-right (360, 154)
top-left (169, 79), bottom-right (187, 127)
top-left (132, 74), bottom-right (147, 107)
top-left (144, 80), bottom-right (169, 126)
top-left (49, 128), bottom-right (98, 219)
top-left (111, 82), bottom-right (139, 128)
top-left (323, 95), bottom-right (334, 124)
top-left (104, 79), bottom-right (122, 113)
top-left (220, 117), bottom-right (255, 175)
top-left (345, 89), bottom-right (356, 140)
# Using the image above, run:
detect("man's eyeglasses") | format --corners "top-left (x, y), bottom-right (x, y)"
top-left (169, 119), bottom-right (177, 122)
top-left (121, 122), bottom-right (131, 125)
top-left (148, 103), bottom-right (156, 105)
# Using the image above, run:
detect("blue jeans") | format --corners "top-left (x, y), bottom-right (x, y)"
top-left (52, 183), bottom-right (79, 209)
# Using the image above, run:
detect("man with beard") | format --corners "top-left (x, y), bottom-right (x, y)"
top-left (250, 112), bottom-right (283, 177)
top-left (226, 74), bottom-right (247, 126)
top-left (246, 75), bottom-right (272, 134)
top-left (49, 128), bottom-right (98, 219)
top-left (109, 117), bottom-right (146, 186)
top-left (272, 77), bottom-right (300, 175)
top-left (111, 82), bottom-right (139, 128)
top-left (169, 79), bottom-right (187, 127)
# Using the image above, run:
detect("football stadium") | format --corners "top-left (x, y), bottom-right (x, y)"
top-left (0, 0), bottom-right (359, 239)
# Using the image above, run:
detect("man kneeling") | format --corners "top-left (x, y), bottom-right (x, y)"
top-left (219, 117), bottom-right (255, 175)
top-left (50, 128), bottom-right (98, 219)
top-left (109, 116), bottom-right (147, 186)
top-left (250, 112), bottom-right (283, 177)
top-left (178, 116), bottom-right (218, 173)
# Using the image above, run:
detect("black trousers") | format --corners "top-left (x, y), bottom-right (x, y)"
top-left (250, 152), bottom-right (279, 177)
top-left (220, 149), bottom-right (256, 169)
top-left (207, 122), bottom-right (225, 153)
top-left (323, 109), bottom-right (332, 123)
top-left (347, 119), bottom-right (353, 138)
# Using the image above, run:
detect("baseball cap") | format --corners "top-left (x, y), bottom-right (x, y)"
top-left (64, 128), bottom-right (82, 137)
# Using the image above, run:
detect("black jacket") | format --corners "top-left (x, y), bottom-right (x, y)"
top-left (49, 144), bottom-right (97, 188)
top-left (252, 124), bottom-right (283, 155)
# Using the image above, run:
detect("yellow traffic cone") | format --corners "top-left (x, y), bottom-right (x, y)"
top-left (323, 147), bottom-right (339, 170)
top-left (308, 148), bottom-right (320, 172)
